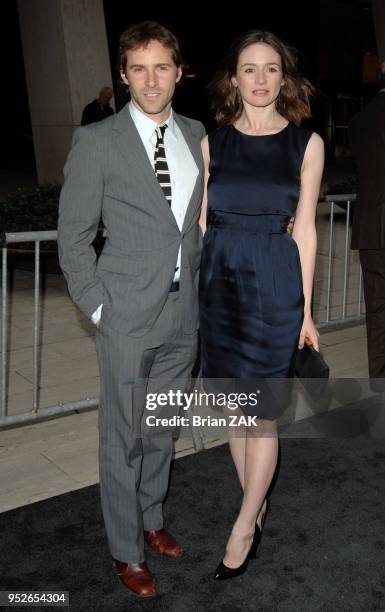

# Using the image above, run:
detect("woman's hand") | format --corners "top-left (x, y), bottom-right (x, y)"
top-left (298, 312), bottom-right (320, 351)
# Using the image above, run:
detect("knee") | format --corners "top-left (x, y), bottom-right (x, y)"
top-left (246, 418), bottom-right (277, 437)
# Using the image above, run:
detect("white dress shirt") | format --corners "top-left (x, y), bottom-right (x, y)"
top-left (91, 101), bottom-right (198, 324)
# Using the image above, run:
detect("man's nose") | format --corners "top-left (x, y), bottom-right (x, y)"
top-left (146, 70), bottom-right (158, 87)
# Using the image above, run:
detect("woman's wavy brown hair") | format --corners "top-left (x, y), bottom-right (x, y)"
top-left (209, 30), bottom-right (314, 127)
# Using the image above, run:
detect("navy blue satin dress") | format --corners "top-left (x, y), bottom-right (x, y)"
top-left (199, 123), bottom-right (312, 418)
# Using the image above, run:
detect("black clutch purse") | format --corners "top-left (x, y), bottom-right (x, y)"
top-left (294, 338), bottom-right (330, 398)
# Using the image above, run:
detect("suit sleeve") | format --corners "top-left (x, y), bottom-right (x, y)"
top-left (57, 126), bottom-right (105, 319)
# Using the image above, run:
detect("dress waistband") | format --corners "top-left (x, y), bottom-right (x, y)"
top-left (207, 210), bottom-right (291, 234)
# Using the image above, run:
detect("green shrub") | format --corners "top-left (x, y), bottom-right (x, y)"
top-left (0, 184), bottom-right (104, 253)
top-left (0, 184), bottom-right (60, 250)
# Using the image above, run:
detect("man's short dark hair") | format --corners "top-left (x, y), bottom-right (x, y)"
top-left (118, 21), bottom-right (183, 74)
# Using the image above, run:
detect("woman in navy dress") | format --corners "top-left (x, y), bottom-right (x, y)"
top-left (199, 30), bottom-right (324, 579)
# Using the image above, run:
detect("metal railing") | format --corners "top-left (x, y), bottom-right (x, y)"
top-left (315, 193), bottom-right (364, 328)
top-left (0, 229), bottom-right (204, 450)
top-left (0, 231), bottom-right (100, 428)
top-left (0, 194), bottom-right (364, 430)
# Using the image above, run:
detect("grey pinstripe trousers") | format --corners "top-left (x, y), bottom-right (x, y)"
top-left (95, 292), bottom-right (198, 563)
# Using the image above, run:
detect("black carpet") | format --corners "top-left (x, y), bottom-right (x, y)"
top-left (1, 427), bottom-right (384, 611)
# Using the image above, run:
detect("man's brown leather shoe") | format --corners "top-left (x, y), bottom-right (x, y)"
top-left (144, 529), bottom-right (183, 557)
top-left (113, 560), bottom-right (156, 597)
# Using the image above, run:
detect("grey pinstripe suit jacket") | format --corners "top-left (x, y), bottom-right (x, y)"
top-left (58, 103), bottom-right (205, 337)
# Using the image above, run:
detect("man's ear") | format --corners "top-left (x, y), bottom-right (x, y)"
top-left (120, 70), bottom-right (129, 86)
top-left (176, 66), bottom-right (183, 83)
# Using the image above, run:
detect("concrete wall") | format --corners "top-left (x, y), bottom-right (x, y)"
top-left (17, 0), bottom-right (113, 184)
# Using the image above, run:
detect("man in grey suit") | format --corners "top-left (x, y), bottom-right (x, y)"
top-left (58, 21), bottom-right (205, 597)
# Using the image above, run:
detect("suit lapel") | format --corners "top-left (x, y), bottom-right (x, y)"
top-left (174, 113), bottom-right (204, 233)
top-left (112, 104), bottom-right (203, 234)
top-left (112, 103), bottom-right (179, 230)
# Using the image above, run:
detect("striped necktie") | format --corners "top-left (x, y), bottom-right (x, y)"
top-left (154, 125), bottom-right (172, 206)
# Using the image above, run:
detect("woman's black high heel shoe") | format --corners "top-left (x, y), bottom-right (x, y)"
top-left (213, 500), bottom-right (269, 580)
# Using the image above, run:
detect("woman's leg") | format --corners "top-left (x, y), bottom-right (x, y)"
top-left (227, 411), bottom-right (272, 512)
top-left (223, 419), bottom-right (278, 568)
top-left (228, 434), bottom-right (246, 489)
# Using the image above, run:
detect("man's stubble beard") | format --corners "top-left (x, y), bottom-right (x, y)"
top-left (132, 91), bottom-right (174, 117)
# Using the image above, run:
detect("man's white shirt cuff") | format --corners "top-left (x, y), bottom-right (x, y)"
top-left (91, 304), bottom-right (103, 325)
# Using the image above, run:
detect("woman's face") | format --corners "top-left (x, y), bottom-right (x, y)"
top-left (231, 42), bottom-right (284, 109)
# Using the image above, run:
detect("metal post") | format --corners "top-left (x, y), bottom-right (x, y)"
top-left (33, 241), bottom-right (41, 414)
top-left (326, 202), bottom-right (334, 323)
top-left (358, 265), bottom-right (363, 316)
top-left (188, 410), bottom-right (205, 451)
top-left (342, 201), bottom-right (350, 319)
top-left (1, 247), bottom-right (8, 417)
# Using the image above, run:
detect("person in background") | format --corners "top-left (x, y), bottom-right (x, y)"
top-left (81, 86), bottom-right (114, 125)
top-left (349, 61), bottom-right (385, 390)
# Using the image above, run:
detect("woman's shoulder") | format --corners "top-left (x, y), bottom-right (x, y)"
top-left (290, 122), bottom-right (312, 136)
top-left (299, 126), bottom-right (324, 150)
top-left (208, 124), bottom-right (231, 138)
top-left (289, 123), bottom-right (323, 150)
top-left (207, 124), bottom-right (232, 151)
top-left (290, 126), bottom-right (324, 170)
